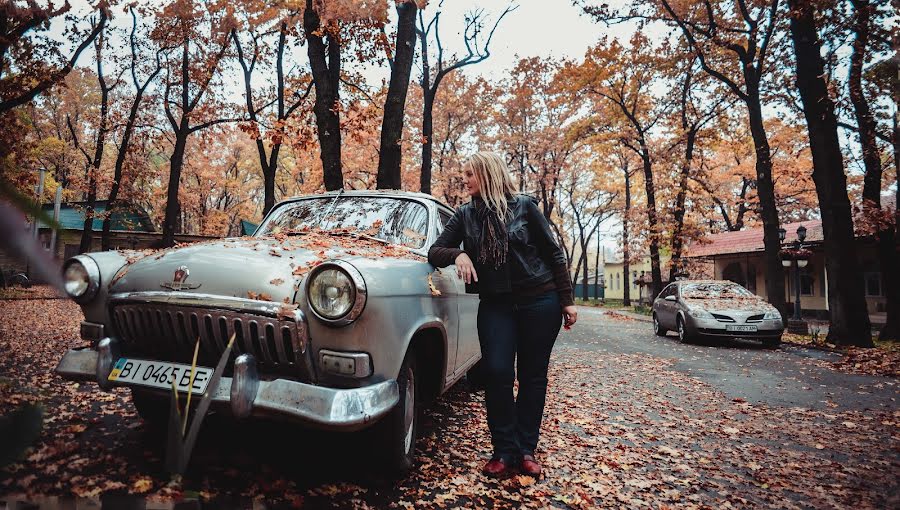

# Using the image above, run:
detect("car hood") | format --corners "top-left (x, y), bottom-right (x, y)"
top-left (681, 297), bottom-right (776, 314)
top-left (106, 234), bottom-right (425, 302)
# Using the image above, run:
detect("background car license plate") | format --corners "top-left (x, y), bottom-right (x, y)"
top-left (108, 358), bottom-right (213, 394)
top-left (726, 325), bottom-right (758, 332)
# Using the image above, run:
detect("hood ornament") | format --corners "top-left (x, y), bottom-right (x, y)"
top-left (161, 265), bottom-right (201, 291)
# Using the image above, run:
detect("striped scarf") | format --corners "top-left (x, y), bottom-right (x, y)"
top-left (474, 198), bottom-right (508, 270)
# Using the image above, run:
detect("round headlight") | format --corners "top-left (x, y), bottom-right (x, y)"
top-left (309, 268), bottom-right (354, 319)
top-left (307, 261), bottom-right (366, 326)
top-left (64, 262), bottom-right (90, 297)
top-left (63, 256), bottom-right (100, 303)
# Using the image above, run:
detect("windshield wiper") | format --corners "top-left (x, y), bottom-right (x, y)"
top-left (319, 189), bottom-right (344, 229)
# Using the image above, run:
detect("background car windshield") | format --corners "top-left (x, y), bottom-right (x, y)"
top-left (258, 196), bottom-right (429, 248)
top-left (681, 282), bottom-right (755, 299)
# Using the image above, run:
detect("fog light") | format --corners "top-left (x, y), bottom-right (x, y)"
top-left (320, 350), bottom-right (372, 378)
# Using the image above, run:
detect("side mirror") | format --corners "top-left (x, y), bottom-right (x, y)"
top-left (664, 295), bottom-right (677, 302)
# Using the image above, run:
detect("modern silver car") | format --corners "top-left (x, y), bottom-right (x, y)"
top-left (55, 190), bottom-right (480, 471)
top-left (652, 280), bottom-right (784, 346)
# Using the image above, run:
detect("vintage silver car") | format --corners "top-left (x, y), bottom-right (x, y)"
top-left (55, 190), bottom-right (480, 470)
top-left (652, 280), bottom-right (784, 346)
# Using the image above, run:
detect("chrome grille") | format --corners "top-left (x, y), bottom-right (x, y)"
top-left (111, 303), bottom-right (309, 376)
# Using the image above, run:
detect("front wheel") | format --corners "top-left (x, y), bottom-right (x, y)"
top-left (373, 352), bottom-right (418, 473)
top-left (763, 335), bottom-right (782, 348)
top-left (130, 389), bottom-right (169, 432)
top-left (676, 316), bottom-right (693, 344)
top-left (653, 313), bottom-right (667, 336)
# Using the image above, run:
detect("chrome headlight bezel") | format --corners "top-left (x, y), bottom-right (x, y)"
top-left (306, 260), bottom-right (367, 327)
top-left (63, 255), bottom-right (101, 303)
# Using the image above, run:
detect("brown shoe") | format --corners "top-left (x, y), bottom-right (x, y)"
top-left (520, 454), bottom-right (541, 476)
top-left (482, 457), bottom-right (512, 477)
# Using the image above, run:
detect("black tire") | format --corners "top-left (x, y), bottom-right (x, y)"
top-left (676, 316), bottom-right (692, 344)
top-left (130, 388), bottom-right (169, 430)
top-left (373, 351), bottom-right (418, 473)
top-left (763, 335), bottom-right (782, 348)
top-left (652, 313), bottom-right (667, 336)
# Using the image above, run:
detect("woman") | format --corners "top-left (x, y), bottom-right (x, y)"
top-left (428, 152), bottom-right (577, 477)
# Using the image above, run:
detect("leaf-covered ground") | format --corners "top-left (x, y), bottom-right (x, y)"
top-left (1, 297), bottom-right (898, 508)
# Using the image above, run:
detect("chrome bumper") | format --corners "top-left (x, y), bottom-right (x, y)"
top-left (55, 347), bottom-right (399, 431)
top-left (684, 316), bottom-right (784, 337)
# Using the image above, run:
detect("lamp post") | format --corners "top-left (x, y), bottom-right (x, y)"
top-left (779, 225), bottom-right (809, 334)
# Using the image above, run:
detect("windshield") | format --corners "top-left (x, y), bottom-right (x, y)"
top-left (257, 196), bottom-right (430, 249)
top-left (681, 282), bottom-right (756, 299)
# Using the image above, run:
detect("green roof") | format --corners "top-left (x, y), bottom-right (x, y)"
top-left (40, 201), bottom-right (155, 232)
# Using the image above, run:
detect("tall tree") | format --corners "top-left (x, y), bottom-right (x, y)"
top-left (303, 0), bottom-right (343, 191)
top-left (102, 8), bottom-right (164, 251)
top-left (414, 3), bottom-right (513, 194)
top-left (0, 1), bottom-right (108, 115)
top-left (668, 55), bottom-right (729, 281)
top-left (66, 20), bottom-right (117, 254)
top-left (581, 0), bottom-right (789, 315)
top-left (572, 35), bottom-right (666, 298)
top-left (233, 9), bottom-right (313, 215)
top-left (376, 0), bottom-right (418, 190)
top-left (155, 0), bottom-right (237, 247)
top-left (787, 0), bottom-right (872, 347)
top-left (848, 0), bottom-right (897, 340)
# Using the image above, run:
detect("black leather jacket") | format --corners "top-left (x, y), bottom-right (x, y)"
top-left (428, 195), bottom-right (573, 305)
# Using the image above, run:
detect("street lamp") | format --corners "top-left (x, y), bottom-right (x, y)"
top-left (779, 225), bottom-right (809, 334)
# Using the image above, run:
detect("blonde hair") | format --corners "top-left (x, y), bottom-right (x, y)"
top-left (464, 152), bottom-right (517, 219)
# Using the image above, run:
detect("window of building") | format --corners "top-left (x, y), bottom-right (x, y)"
top-left (800, 272), bottom-right (814, 296)
top-left (616, 273), bottom-right (620, 290)
top-left (864, 272), bottom-right (883, 297)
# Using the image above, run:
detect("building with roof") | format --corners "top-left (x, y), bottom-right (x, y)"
top-left (684, 215), bottom-right (890, 323)
top-left (17, 201), bottom-right (217, 264)
top-left (604, 254), bottom-right (672, 305)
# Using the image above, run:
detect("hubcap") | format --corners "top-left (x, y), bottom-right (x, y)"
top-left (402, 366), bottom-right (415, 454)
top-left (678, 321), bottom-right (684, 341)
top-left (653, 316), bottom-right (658, 333)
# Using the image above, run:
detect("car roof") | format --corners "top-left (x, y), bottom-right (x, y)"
top-left (676, 280), bottom-right (743, 286)
top-left (282, 189), bottom-right (453, 211)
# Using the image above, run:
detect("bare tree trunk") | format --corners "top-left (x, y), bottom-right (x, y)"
top-left (788, 0), bottom-right (872, 347)
top-left (305, 1), bottom-right (343, 191)
top-left (377, 1), bottom-right (417, 189)
top-left (104, 10), bottom-right (162, 250)
top-left (850, 0), bottom-right (898, 340)
top-left (623, 161), bottom-right (631, 307)
top-left (638, 143), bottom-right (663, 299)
top-left (162, 124), bottom-right (188, 247)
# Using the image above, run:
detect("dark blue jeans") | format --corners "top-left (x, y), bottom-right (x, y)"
top-left (476, 291), bottom-right (562, 462)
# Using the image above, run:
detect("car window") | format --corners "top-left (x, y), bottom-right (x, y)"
top-left (437, 210), bottom-right (452, 234)
top-left (257, 196), bottom-right (430, 248)
top-left (659, 284), bottom-right (675, 299)
top-left (681, 282), bottom-right (755, 299)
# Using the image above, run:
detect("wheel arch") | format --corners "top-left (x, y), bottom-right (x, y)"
top-left (405, 322), bottom-right (447, 404)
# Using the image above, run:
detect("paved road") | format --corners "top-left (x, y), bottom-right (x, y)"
top-left (569, 307), bottom-right (898, 412)
top-left (2, 301), bottom-right (898, 508)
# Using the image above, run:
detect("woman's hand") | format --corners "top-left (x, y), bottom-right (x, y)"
top-left (562, 305), bottom-right (578, 330)
top-left (455, 252), bottom-right (478, 284)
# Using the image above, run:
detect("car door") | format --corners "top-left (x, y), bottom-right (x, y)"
top-left (657, 284), bottom-right (677, 329)
top-left (433, 209), bottom-right (481, 376)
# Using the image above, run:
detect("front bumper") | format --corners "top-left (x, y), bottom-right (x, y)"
top-left (683, 316), bottom-right (784, 339)
top-left (55, 347), bottom-right (399, 432)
